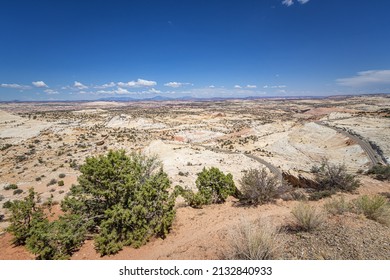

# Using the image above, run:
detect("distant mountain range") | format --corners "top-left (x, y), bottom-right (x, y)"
top-left (96, 95), bottom-right (329, 102)
top-left (1, 93), bottom-right (388, 103)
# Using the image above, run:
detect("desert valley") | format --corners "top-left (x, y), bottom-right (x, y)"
top-left (0, 94), bottom-right (389, 260)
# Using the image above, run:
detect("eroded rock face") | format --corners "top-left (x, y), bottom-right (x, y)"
top-left (282, 171), bottom-right (318, 189)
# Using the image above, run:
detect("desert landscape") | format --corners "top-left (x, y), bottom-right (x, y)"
top-left (0, 94), bottom-right (389, 260)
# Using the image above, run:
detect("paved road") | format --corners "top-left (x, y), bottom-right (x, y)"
top-left (315, 121), bottom-right (384, 166)
top-left (193, 144), bottom-right (283, 181)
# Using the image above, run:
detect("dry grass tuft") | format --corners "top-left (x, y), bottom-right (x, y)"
top-left (291, 202), bottom-right (324, 231)
top-left (226, 219), bottom-right (281, 260)
top-left (324, 195), bottom-right (351, 215)
top-left (353, 195), bottom-right (390, 226)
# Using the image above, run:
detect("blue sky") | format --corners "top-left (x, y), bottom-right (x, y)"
top-left (1, 0), bottom-right (390, 101)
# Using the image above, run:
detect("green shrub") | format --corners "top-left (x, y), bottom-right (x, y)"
top-left (291, 202), bottom-right (324, 231)
top-left (26, 213), bottom-right (89, 260)
top-left (0, 195), bottom-right (4, 201)
top-left (62, 150), bottom-right (177, 256)
top-left (238, 168), bottom-right (279, 205)
top-left (3, 200), bottom-right (12, 209)
top-left (178, 187), bottom-right (210, 208)
top-left (59, 173), bottom-right (66, 179)
top-left (180, 167), bottom-right (237, 207)
top-left (226, 219), bottom-right (280, 260)
top-left (47, 179), bottom-right (57, 186)
top-left (13, 189), bottom-right (23, 195)
top-left (6, 189), bottom-right (46, 245)
top-left (4, 184), bottom-right (18, 190)
top-left (196, 167), bottom-right (237, 203)
top-left (6, 150), bottom-right (177, 259)
top-left (366, 164), bottom-right (390, 181)
top-left (353, 195), bottom-right (390, 226)
top-left (309, 190), bottom-right (335, 201)
top-left (0, 143), bottom-right (12, 151)
top-left (58, 180), bottom-right (64, 186)
top-left (312, 160), bottom-right (360, 193)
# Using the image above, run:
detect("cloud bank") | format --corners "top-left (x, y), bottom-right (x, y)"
top-left (164, 82), bottom-right (192, 88)
top-left (337, 70), bottom-right (390, 87)
top-left (1, 83), bottom-right (31, 90)
top-left (118, 78), bottom-right (157, 88)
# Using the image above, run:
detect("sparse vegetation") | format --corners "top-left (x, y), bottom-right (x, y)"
top-left (238, 168), bottom-right (279, 205)
top-left (366, 164), bottom-right (390, 181)
top-left (13, 189), bottom-right (23, 195)
top-left (291, 202), bottom-right (324, 231)
top-left (3, 200), bottom-right (13, 209)
top-left (226, 219), bottom-right (280, 260)
top-left (4, 184), bottom-right (18, 190)
top-left (0, 143), bottom-right (12, 151)
top-left (353, 195), bottom-right (390, 226)
top-left (311, 160), bottom-right (360, 196)
top-left (1, 96), bottom-right (389, 260)
top-left (47, 179), bottom-right (57, 186)
top-left (309, 189), bottom-right (335, 201)
top-left (324, 196), bottom-right (351, 215)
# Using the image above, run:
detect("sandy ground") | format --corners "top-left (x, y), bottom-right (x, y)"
top-left (0, 110), bottom-right (52, 144)
top-left (144, 140), bottom-right (266, 190)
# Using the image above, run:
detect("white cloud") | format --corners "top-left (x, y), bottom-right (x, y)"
top-left (337, 70), bottom-right (390, 87)
top-left (209, 85), bottom-right (215, 88)
top-left (282, 0), bottom-right (310, 6)
top-left (1, 83), bottom-right (31, 90)
top-left (164, 82), bottom-right (183, 88)
top-left (95, 82), bottom-right (116, 89)
top-left (246, 85), bottom-right (257, 89)
top-left (74, 81), bottom-right (88, 89)
top-left (44, 89), bottom-right (59, 95)
top-left (32, 81), bottom-right (48, 88)
top-left (148, 88), bottom-right (162, 94)
top-left (118, 78), bottom-right (157, 88)
top-left (234, 85), bottom-right (242, 89)
top-left (164, 82), bottom-right (192, 88)
top-left (116, 87), bottom-right (130, 95)
top-left (96, 87), bottom-right (132, 95)
top-left (263, 85), bottom-right (287, 89)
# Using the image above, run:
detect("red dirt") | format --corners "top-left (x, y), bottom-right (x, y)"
top-left (1, 177), bottom-right (389, 260)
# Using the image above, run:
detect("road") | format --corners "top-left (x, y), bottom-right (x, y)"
top-left (193, 144), bottom-right (283, 181)
top-left (315, 121), bottom-right (384, 166)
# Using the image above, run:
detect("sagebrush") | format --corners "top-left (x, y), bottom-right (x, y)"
top-left (291, 202), bottom-right (324, 231)
top-left (238, 168), bottom-right (280, 205)
top-left (226, 219), bottom-right (280, 260)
